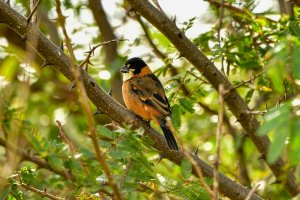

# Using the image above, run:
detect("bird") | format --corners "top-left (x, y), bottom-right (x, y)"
top-left (120, 57), bottom-right (178, 150)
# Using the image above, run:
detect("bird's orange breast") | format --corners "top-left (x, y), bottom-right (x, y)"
top-left (122, 80), bottom-right (161, 125)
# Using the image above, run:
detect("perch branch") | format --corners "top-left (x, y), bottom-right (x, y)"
top-left (126, 0), bottom-right (299, 196)
top-left (54, 2), bottom-right (123, 199)
top-left (134, 0), bottom-right (251, 187)
top-left (0, 2), bottom-right (264, 199)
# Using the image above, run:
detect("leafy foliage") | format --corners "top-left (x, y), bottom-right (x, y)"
top-left (1, 0), bottom-right (300, 199)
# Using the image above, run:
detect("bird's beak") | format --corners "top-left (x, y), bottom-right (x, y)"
top-left (120, 65), bottom-right (129, 73)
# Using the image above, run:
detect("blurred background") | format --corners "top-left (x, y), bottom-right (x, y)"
top-left (0, 0), bottom-right (300, 199)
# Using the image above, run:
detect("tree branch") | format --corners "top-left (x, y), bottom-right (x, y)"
top-left (16, 180), bottom-right (66, 200)
top-left (290, 0), bottom-right (300, 7)
top-left (126, 0), bottom-right (299, 196)
top-left (54, 2), bottom-right (123, 199)
top-left (135, 11), bottom-right (251, 187)
top-left (27, 0), bottom-right (41, 24)
top-left (0, 2), bottom-right (263, 199)
top-left (0, 137), bottom-right (74, 181)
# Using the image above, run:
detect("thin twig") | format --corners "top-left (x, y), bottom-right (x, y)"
top-left (230, 70), bottom-right (265, 91)
top-left (135, 14), bottom-right (250, 189)
top-left (206, 0), bottom-right (277, 23)
top-left (247, 110), bottom-right (269, 115)
top-left (184, 151), bottom-right (214, 198)
top-left (165, 119), bottom-right (214, 198)
top-left (56, 120), bottom-right (77, 155)
top-left (186, 71), bottom-right (209, 84)
top-left (54, 0), bottom-right (76, 62)
top-left (217, 0), bottom-right (225, 75)
top-left (53, 2), bottom-right (123, 199)
top-left (206, 0), bottom-right (252, 16)
top-left (245, 183), bottom-right (261, 200)
top-left (0, 2), bottom-right (269, 198)
top-left (16, 181), bottom-right (66, 200)
top-left (56, 120), bottom-right (89, 174)
top-left (213, 84), bottom-right (224, 200)
top-left (27, 0), bottom-right (42, 23)
top-left (276, 82), bottom-right (288, 107)
top-left (0, 137), bottom-right (74, 180)
top-left (78, 39), bottom-right (127, 69)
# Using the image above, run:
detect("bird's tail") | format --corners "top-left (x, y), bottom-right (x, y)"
top-left (158, 119), bottom-right (178, 151)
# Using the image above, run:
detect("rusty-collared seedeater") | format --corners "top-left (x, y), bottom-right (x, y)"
top-left (121, 57), bottom-right (178, 150)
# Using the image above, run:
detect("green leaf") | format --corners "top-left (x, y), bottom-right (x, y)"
top-left (258, 103), bottom-right (292, 163)
top-left (0, 187), bottom-right (9, 200)
top-left (289, 116), bottom-right (300, 164)
top-left (47, 154), bottom-right (64, 170)
top-left (179, 98), bottom-right (195, 114)
top-left (257, 102), bottom-right (291, 136)
top-left (245, 89), bottom-right (254, 104)
top-left (171, 104), bottom-right (181, 129)
top-left (9, 179), bottom-right (23, 200)
top-left (151, 31), bottom-right (171, 49)
top-left (291, 41), bottom-right (300, 79)
top-left (20, 166), bottom-right (36, 185)
top-left (267, 124), bottom-right (290, 164)
top-left (266, 43), bottom-right (287, 93)
top-left (180, 158), bottom-right (192, 179)
top-left (110, 149), bottom-right (130, 159)
top-left (0, 56), bottom-right (19, 82)
top-left (97, 125), bottom-right (115, 139)
top-left (65, 158), bottom-right (83, 174)
top-left (289, 20), bottom-right (300, 38)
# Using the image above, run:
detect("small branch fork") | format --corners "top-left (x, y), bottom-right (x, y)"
top-left (0, 137), bottom-right (74, 180)
top-left (0, 1), bottom-right (269, 199)
top-left (184, 151), bottom-right (214, 198)
top-left (27, 0), bottom-right (42, 24)
top-left (245, 183), bottom-right (261, 200)
top-left (56, 120), bottom-right (77, 155)
top-left (205, 0), bottom-right (251, 16)
top-left (78, 39), bottom-right (128, 69)
top-left (230, 70), bottom-right (265, 91)
top-left (18, 182), bottom-right (66, 200)
top-left (11, 175), bottom-right (66, 200)
top-left (53, 2), bottom-right (124, 199)
top-left (165, 119), bottom-right (214, 199)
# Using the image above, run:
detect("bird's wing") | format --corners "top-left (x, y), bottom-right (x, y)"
top-left (131, 75), bottom-right (171, 116)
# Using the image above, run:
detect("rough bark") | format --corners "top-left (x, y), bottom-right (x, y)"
top-left (0, 2), bottom-right (263, 199)
top-left (126, 0), bottom-right (299, 196)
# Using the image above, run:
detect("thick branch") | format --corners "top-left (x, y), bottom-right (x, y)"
top-left (126, 0), bottom-right (299, 196)
top-left (0, 2), bottom-right (263, 199)
top-left (290, 0), bottom-right (300, 7)
top-left (136, 12), bottom-right (251, 186)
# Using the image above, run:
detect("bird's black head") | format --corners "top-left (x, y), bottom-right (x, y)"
top-left (120, 57), bottom-right (147, 75)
